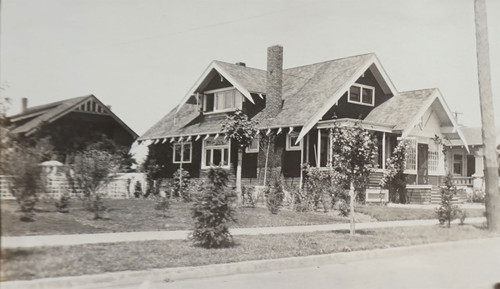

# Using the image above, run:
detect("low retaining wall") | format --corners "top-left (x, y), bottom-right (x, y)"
top-left (406, 185), bottom-right (432, 205)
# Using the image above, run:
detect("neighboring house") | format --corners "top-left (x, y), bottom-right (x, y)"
top-left (449, 126), bottom-right (500, 191)
top-left (7, 94), bottom-right (138, 160)
top-left (139, 45), bottom-right (468, 204)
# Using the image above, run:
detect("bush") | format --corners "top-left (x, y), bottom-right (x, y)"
top-left (435, 174), bottom-right (463, 227)
top-left (19, 195), bottom-right (37, 222)
top-left (134, 181), bottom-right (143, 198)
top-left (336, 198), bottom-right (350, 217)
top-left (55, 193), bottom-right (70, 213)
top-left (265, 178), bottom-right (285, 214)
top-left (154, 196), bottom-right (170, 218)
top-left (299, 165), bottom-right (340, 212)
top-left (173, 168), bottom-right (190, 201)
top-left (190, 168), bottom-right (236, 248)
top-left (241, 186), bottom-right (255, 208)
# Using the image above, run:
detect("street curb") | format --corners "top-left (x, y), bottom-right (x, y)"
top-left (3, 237), bottom-right (499, 289)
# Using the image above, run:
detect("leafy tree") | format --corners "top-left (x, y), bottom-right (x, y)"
top-left (4, 143), bottom-right (46, 221)
top-left (190, 168), bottom-right (236, 248)
top-left (330, 123), bottom-right (377, 235)
top-left (221, 110), bottom-right (259, 202)
top-left (380, 141), bottom-right (409, 203)
top-left (436, 174), bottom-right (464, 227)
top-left (66, 148), bottom-right (120, 219)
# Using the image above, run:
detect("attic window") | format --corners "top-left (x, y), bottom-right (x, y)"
top-left (348, 84), bottom-right (375, 106)
top-left (203, 87), bottom-right (242, 113)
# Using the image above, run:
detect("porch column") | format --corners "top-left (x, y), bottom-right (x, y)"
top-left (382, 132), bottom-right (386, 170)
top-left (300, 135), bottom-right (304, 189)
top-left (317, 128), bottom-right (321, 168)
top-left (473, 148), bottom-right (485, 190)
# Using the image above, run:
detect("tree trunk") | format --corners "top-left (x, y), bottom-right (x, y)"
top-left (474, 0), bottom-right (500, 232)
top-left (236, 146), bottom-right (243, 203)
top-left (263, 137), bottom-right (271, 186)
top-left (350, 182), bottom-right (355, 235)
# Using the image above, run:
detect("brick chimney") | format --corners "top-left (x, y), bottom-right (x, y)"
top-left (265, 45), bottom-right (283, 117)
top-left (21, 97), bottom-right (28, 113)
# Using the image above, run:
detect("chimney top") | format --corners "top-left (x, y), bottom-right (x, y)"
top-left (235, 62), bottom-right (246, 67)
top-left (22, 97), bottom-right (28, 113)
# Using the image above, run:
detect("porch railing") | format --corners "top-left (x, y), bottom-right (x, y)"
top-left (452, 176), bottom-right (473, 187)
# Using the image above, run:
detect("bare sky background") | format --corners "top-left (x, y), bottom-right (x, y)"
top-left (1, 0), bottom-right (499, 137)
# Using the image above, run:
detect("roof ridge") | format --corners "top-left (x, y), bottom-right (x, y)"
top-left (8, 94), bottom-right (92, 117)
top-left (284, 53), bottom-right (374, 71)
top-left (213, 60), bottom-right (266, 72)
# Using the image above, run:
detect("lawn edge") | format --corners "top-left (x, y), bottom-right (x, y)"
top-left (2, 236), bottom-right (499, 289)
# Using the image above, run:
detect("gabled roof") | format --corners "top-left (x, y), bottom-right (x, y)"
top-left (8, 94), bottom-right (138, 138)
top-left (364, 89), bottom-right (436, 130)
top-left (450, 126), bottom-right (500, 147)
top-left (365, 88), bottom-right (468, 149)
top-left (141, 53), bottom-right (398, 141)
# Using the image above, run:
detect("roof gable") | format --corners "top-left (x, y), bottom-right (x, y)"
top-left (9, 95), bottom-right (138, 138)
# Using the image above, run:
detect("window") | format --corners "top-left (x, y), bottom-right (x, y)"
top-left (203, 88), bottom-right (242, 113)
top-left (173, 142), bottom-right (192, 164)
top-left (428, 142), bottom-right (442, 173)
top-left (202, 137), bottom-right (230, 169)
top-left (453, 154), bottom-right (463, 175)
top-left (246, 136), bottom-right (260, 153)
top-left (348, 84), bottom-right (375, 106)
top-left (286, 133), bottom-right (302, 151)
top-left (405, 138), bottom-right (417, 172)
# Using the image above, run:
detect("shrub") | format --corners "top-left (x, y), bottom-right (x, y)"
top-left (173, 168), bottom-right (190, 201)
top-left (265, 178), bottom-right (285, 214)
top-left (134, 181), bottom-right (143, 198)
top-left (336, 198), bottom-right (350, 217)
top-left (55, 193), bottom-right (70, 213)
top-left (241, 186), bottom-right (255, 208)
top-left (299, 165), bottom-right (340, 212)
top-left (19, 195), bottom-right (37, 222)
top-left (435, 174), bottom-right (463, 227)
top-left (190, 168), bottom-right (236, 248)
top-left (154, 196), bottom-right (170, 218)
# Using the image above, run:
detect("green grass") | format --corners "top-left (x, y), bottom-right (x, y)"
top-left (1, 199), bottom-right (344, 236)
top-left (355, 205), bottom-right (485, 221)
top-left (1, 224), bottom-right (497, 281)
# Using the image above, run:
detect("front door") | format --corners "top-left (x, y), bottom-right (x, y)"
top-left (417, 143), bottom-right (429, 184)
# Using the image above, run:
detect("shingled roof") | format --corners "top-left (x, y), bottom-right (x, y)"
top-left (140, 53), bottom-right (386, 140)
top-left (8, 94), bottom-right (138, 138)
top-left (364, 89), bottom-right (437, 130)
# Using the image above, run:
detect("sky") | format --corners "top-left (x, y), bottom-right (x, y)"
top-left (1, 0), bottom-right (499, 138)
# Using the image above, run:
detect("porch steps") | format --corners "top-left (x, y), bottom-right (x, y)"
top-left (368, 171), bottom-right (384, 188)
top-left (430, 187), bottom-right (468, 205)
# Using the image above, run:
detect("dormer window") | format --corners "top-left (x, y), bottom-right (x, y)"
top-left (348, 84), bottom-right (375, 106)
top-left (203, 87), bottom-right (243, 113)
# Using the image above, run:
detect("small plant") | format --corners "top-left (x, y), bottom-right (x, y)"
top-left (336, 198), bottom-right (350, 217)
top-left (55, 193), bottom-right (70, 213)
top-left (190, 168), bottom-right (236, 248)
top-left (265, 178), bottom-right (285, 214)
top-left (435, 174), bottom-right (463, 228)
top-left (241, 186), bottom-right (255, 208)
top-left (134, 181), bottom-right (143, 198)
top-left (173, 168), bottom-right (190, 201)
top-left (154, 196), bottom-right (170, 218)
top-left (19, 196), bottom-right (37, 222)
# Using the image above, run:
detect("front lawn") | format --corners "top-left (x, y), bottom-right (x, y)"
top-left (1, 199), bottom-right (344, 236)
top-left (1, 199), bottom-right (486, 236)
top-left (355, 205), bottom-right (485, 221)
top-left (1, 224), bottom-right (497, 281)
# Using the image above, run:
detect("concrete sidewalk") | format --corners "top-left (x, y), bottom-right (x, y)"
top-left (1, 217), bottom-right (486, 249)
top-left (2, 236), bottom-right (499, 289)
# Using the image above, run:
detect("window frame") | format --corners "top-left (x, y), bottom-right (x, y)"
top-left (172, 142), bottom-right (192, 164)
top-left (286, 132), bottom-right (303, 151)
top-left (245, 136), bottom-right (260, 153)
top-left (348, 83), bottom-right (375, 107)
top-left (201, 137), bottom-right (231, 169)
top-left (203, 87), bottom-right (242, 114)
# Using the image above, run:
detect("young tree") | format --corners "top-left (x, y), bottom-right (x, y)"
top-left (221, 110), bottom-right (258, 201)
top-left (67, 148), bottom-right (120, 219)
top-left (380, 141), bottom-right (409, 203)
top-left (330, 123), bottom-right (377, 235)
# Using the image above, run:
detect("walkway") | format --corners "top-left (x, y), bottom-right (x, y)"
top-left (1, 217), bottom-right (486, 249)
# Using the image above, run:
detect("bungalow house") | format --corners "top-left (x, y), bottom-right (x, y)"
top-left (7, 94), bottom-right (138, 161)
top-left (448, 126), bottom-right (500, 191)
top-left (139, 45), bottom-right (468, 204)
